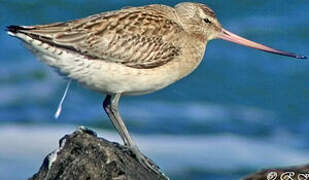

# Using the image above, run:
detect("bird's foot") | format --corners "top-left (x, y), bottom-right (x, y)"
top-left (127, 145), bottom-right (169, 180)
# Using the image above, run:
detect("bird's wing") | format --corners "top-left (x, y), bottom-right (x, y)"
top-left (13, 5), bottom-right (184, 69)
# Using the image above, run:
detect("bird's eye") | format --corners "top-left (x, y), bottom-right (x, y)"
top-left (204, 18), bottom-right (211, 24)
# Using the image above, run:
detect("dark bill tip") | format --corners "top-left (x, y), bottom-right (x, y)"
top-left (270, 51), bottom-right (307, 60)
top-left (295, 55), bottom-right (307, 60)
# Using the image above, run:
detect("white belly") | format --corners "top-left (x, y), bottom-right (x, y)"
top-left (19, 33), bottom-right (187, 95)
top-left (87, 63), bottom-right (183, 95)
top-left (16, 33), bottom-right (205, 96)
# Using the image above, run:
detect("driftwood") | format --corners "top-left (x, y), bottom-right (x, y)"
top-left (28, 127), bottom-right (309, 180)
top-left (28, 127), bottom-right (168, 180)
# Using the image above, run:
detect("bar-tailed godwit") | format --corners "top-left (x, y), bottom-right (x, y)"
top-left (7, 2), bottom-right (306, 175)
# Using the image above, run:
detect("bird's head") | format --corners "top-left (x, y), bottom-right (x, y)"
top-left (175, 2), bottom-right (306, 59)
top-left (175, 2), bottom-right (222, 41)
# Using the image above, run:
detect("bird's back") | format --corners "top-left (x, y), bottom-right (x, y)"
top-left (8, 5), bottom-right (185, 69)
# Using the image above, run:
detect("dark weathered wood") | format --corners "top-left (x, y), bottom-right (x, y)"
top-left (28, 127), bottom-right (168, 180)
top-left (243, 165), bottom-right (309, 180)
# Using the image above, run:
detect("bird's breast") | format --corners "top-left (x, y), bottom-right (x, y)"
top-left (84, 35), bottom-right (207, 96)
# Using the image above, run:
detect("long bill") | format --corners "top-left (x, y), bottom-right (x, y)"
top-left (217, 28), bottom-right (307, 60)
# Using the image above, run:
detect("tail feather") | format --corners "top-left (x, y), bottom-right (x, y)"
top-left (6, 24), bottom-right (78, 53)
top-left (6, 25), bottom-right (29, 34)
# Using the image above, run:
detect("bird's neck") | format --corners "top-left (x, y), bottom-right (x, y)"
top-left (191, 33), bottom-right (208, 43)
top-left (187, 39), bottom-right (207, 67)
top-left (174, 38), bottom-right (207, 81)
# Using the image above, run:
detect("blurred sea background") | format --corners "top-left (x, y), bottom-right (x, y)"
top-left (1, 0), bottom-right (308, 179)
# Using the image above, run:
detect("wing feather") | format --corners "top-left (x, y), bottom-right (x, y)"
top-left (15, 5), bottom-right (183, 69)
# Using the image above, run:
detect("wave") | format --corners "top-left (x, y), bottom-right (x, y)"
top-left (1, 124), bottom-right (308, 180)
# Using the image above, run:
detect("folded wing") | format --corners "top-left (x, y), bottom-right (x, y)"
top-left (9, 6), bottom-right (183, 69)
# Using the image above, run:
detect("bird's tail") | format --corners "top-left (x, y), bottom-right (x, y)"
top-left (6, 25), bottom-right (34, 36)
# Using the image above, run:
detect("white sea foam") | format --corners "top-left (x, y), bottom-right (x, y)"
top-left (0, 124), bottom-right (308, 180)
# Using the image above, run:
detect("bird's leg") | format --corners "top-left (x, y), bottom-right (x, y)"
top-left (103, 94), bottom-right (136, 147)
top-left (103, 94), bottom-right (167, 177)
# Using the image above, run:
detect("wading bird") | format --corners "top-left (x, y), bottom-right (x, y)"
top-left (7, 2), bottom-right (306, 175)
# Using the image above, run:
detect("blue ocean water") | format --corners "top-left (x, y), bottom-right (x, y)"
top-left (0, 1), bottom-right (309, 180)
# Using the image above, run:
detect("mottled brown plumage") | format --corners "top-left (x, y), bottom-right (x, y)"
top-left (13, 5), bottom-right (187, 69)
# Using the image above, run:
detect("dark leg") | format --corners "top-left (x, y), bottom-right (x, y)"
top-left (103, 94), bottom-right (136, 147)
top-left (103, 94), bottom-right (167, 177)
